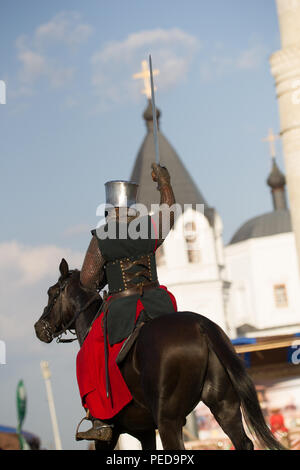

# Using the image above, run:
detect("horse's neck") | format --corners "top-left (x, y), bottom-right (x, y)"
top-left (75, 298), bottom-right (102, 347)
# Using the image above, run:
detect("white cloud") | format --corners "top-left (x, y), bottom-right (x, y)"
top-left (199, 39), bottom-right (269, 81)
top-left (63, 96), bottom-right (79, 109)
top-left (35, 11), bottom-right (93, 47)
top-left (236, 44), bottom-right (268, 70)
top-left (91, 28), bottom-right (200, 106)
top-left (93, 29), bottom-right (198, 63)
top-left (15, 11), bottom-right (93, 91)
top-left (0, 241), bottom-right (83, 286)
top-left (17, 48), bottom-right (47, 83)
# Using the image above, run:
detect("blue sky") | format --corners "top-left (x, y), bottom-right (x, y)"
top-left (0, 0), bottom-right (284, 450)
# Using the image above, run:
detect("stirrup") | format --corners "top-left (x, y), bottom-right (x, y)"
top-left (75, 411), bottom-right (113, 442)
top-left (75, 410), bottom-right (90, 440)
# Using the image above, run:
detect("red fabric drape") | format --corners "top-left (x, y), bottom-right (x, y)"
top-left (76, 286), bottom-right (177, 420)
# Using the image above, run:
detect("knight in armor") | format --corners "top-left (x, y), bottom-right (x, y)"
top-left (75, 163), bottom-right (177, 441)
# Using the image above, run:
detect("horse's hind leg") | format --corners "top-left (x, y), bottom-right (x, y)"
top-left (147, 370), bottom-right (199, 450)
top-left (132, 430), bottom-right (157, 450)
top-left (155, 374), bottom-right (197, 450)
top-left (145, 378), bottom-right (186, 449)
top-left (202, 349), bottom-right (254, 450)
top-left (137, 323), bottom-right (208, 450)
top-left (204, 396), bottom-right (254, 450)
top-left (157, 418), bottom-right (185, 450)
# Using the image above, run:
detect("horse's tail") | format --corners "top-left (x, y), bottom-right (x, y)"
top-left (198, 315), bottom-right (285, 450)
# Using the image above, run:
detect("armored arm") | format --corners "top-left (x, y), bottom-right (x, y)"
top-left (151, 163), bottom-right (176, 246)
top-left (80, 235), bottom-right (107, 291)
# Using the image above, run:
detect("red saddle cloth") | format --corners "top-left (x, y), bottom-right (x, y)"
top-left (76, 286), bottom-right (177, 420)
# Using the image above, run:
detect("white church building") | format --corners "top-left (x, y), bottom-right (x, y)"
top-left (118, 97), bottom-right (300, 450)
top-left (117, 97), bottom-right (300, 451)
top-left (226, 157), bottom-right (300, 338)
top-left (130, 99), bottom-right (300, 340)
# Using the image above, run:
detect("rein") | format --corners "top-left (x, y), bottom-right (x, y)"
top-left (41, 270), bottom-right (101, 343)
top-left (55, 293), bottom-right (101, 343)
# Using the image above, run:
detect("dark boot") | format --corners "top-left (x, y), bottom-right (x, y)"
top-left (75, 412), bottom-right (113, 442)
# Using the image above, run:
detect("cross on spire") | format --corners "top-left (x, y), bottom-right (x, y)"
top-left (262, 128), bottom-right (279, 159)
top-left (133, 60), bottom-right (160, 99)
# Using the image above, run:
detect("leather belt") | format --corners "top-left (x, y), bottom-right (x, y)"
top-left (107, 280), bottom-right (160, 301)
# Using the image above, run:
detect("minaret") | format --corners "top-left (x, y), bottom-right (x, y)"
top-left (270, 0), bottom-right (300, 269)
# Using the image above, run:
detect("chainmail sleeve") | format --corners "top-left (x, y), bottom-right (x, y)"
top-left (156, 182), bottom-right (176, 247)
top-left (150, 164), bottom-right (176, 247)
top-left (80, 235), bottom-right (107, 291)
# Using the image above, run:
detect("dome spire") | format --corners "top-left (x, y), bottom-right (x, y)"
top-left (143, 98), bottom-right (161, 132)
top-left (267, 157), bottom-right (286, 190)
top-left (263, 129), bottom-right (287, 210)
top-left (130, 100), bottom-right (208, 215)
top-left (133, 60), bottom-right (161, 132)
top-left (262, 128), bottom-right (279, 159)
top-left (267, 156), bottom-right (287, 210)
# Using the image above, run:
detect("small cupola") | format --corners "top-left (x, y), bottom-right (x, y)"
top-left (267, 157), bottom-right (287, 210)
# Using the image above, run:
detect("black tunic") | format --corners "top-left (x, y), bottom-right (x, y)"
top-left (92, 215), bottom-right (176, 345)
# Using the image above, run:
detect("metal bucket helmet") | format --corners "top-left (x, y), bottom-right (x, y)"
top-left (105, 180), bottom-right (139, 214)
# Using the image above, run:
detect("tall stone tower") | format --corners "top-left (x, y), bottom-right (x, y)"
top-left (270, 0), bottom-right (300, 271)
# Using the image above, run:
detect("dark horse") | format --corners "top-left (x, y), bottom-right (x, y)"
top-left (34, 259), bottom-right (284, 451)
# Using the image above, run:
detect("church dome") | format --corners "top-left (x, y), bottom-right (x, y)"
top-left (229, 209), bottom-right (292, 245)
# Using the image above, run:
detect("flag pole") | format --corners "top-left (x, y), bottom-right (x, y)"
top-left (16, 380), bottom-right (30, 450)
top-left (40, 361), bottom-right (62, 450)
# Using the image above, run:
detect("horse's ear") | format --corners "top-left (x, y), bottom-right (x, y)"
top-left (59, 258), bottom-right (69, 279)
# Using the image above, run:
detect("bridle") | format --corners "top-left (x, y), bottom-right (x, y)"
top-left (39, 270), bottom-right (101, 343)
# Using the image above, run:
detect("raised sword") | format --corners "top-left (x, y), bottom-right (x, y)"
top-left (149, 54), bottom-right (160, 165)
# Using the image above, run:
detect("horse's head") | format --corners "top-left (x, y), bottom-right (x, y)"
top-left (34, 258), bottom-right (80, 343)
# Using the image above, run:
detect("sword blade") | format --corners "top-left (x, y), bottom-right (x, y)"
top-left (149, 54), bottom-right (160, 165)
